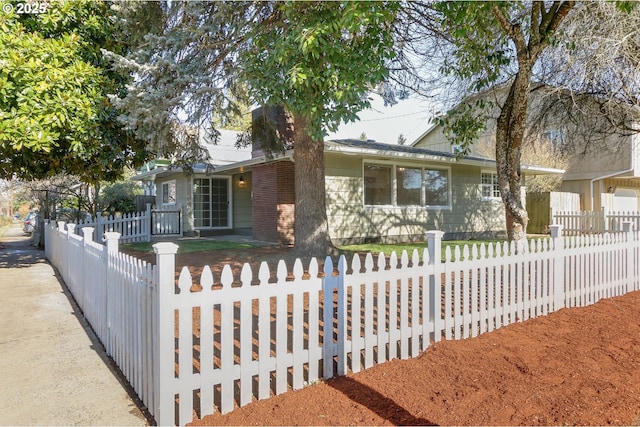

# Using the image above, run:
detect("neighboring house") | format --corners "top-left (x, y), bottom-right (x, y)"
top-left (418, 84), bottom-right (640, 214)
top-left (133, 107), bottom-right (563, 244)
top-left (559, 129), bottom-right (640, 212)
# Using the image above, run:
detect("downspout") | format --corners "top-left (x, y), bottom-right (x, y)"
top-left (589, 135), bottom-right (636, 210)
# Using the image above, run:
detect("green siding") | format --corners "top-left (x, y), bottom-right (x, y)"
top-left (324, 154), bottom-right (506, 243)
top-left (233, 172), bottom-right (252, 229)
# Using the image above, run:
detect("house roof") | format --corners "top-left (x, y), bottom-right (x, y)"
top-left (134, 136), bottom-right (563, 181)
top-left (324, 139), bottom-right (564, 175)
top-left (201, 129), bottom-right (252, 165)
top-left (132, 129), bottom-right (252, 181)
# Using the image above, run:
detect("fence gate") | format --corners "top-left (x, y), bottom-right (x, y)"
top-left (151, 209), bottom-right (181, 235)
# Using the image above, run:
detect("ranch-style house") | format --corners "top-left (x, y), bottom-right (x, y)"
top-left (133, 107), bottom-right (563, 245)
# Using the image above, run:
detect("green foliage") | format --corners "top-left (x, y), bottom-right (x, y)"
top-left (431, 2), bottom-right (516, 150)
top-left (437, 2), bottom-right (513, 92)
top-left (432, 1), bottom-right (576, 155)
top-left (0, 0), bottom-right (148, 183)
top-left (615, 1), bottom-right (637, 13)
top-left (99, 181), bottom-right (142, 214)
top-left (241, 1), bottom-right (399, 141)
top-left (111, 1), bottom-right (398, 163)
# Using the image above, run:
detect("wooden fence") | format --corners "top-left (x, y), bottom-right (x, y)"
top-left (70, 204), bottom-right (182, 243)
top-left (552, 208), bottom-right (640, 235)
top-left (45, 221), bottom-right (640, 426)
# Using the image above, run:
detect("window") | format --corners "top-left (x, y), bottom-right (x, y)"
top-left (364, 162), bottom-right (450, 208)
top-left (162, 180), bottom-right (176, 205)
top-left (364, 164), bottom-right (392, 205)
top-left (481, 172), bottom-right (500, 199)
top-left (424, 169), bottom-right (449, 206)
top-left (193, 177), bottom-right (229, 228)
top-left (542, 129), bottom-right (566, 151)
top-left (397, 167), bottom-right (422, 206)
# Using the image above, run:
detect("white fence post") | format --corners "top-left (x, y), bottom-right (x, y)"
top-left (94, 214), bottom-right (102, 243)
top-left (153, 242), bottom-right (179, 427)
top-left (549, 224), bottom-right (565, 311)
top-left (103, 232), bottom-right (120, 357)
top-left (82, 227), bottom-right (94, 245)
top-left (426, 230), bottom-right (444, 343)
top-left (104, 231), bottom-right (120, 254)
top-left (146, 203), bottom-right (152, 242)
top-left (336, 256), bottom-right (347, 376)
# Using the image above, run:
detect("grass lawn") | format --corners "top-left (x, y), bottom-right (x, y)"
top-left (339, 240), bottom-right (506, 261)
top-left (121, 239), bottom-right (258, 254)
top-left (121, 237), bottom-right (551, 262)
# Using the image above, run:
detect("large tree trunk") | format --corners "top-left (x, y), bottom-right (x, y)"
top-left (292, 114), bottom-right (335, 257)
top-left (490, 2), bottom-right (574, 243)
top-left (495, 70), bottom-right (531, 242)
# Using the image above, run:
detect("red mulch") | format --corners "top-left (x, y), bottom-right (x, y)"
top-left (121, 245), bottom-right (640, 426)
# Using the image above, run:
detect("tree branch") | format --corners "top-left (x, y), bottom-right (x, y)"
top-left (491, 4), bottom-right (527, 53)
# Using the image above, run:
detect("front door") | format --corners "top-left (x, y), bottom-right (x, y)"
top-left (193, 177), bottom-right (230, 228)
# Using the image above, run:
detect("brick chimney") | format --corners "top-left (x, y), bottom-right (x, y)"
top-left (251, 105), bottom-right (295, 158)
top-left (250, 105), bottom-right (296, 245)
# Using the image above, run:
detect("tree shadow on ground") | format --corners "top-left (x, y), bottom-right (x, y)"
top-left (0, 241), bottom-right (46, 268)
top-left (326, 375), bottom-right (438, 426)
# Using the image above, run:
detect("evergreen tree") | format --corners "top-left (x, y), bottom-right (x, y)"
top-left (110, 1), bottom-right (398, 255)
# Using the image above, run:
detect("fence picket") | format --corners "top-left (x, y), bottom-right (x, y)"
top-left (349, 256), bottom-right (363, 373)
top-left (258, 262), bottom-right (272, 399)
top-left (274, 261), bottom-right (289, 395)
top-left (362, 255), bottom-right (375, 369)
top-left (410, 250), bottom-right (421, 357)
top-left (374, 252), bottom-right (387, 365)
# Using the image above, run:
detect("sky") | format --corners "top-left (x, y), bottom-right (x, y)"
top-left (325, 94), bottom-right (436, 146)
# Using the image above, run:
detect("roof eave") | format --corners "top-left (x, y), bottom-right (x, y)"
top-left (325, 141), bottom-right (495, 167)
top-left (209, 149), bottom-right (294, 174)
top-left (130, 167), bottom-right (185, 181)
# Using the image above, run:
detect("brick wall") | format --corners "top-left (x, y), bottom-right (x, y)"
top-left (252, 161), bottom-right (295, 245)
top-left (276, 161), bottom-right (295, 245)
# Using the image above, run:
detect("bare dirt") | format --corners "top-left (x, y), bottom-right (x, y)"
top-left (121, 245), bottom-right (640, 426)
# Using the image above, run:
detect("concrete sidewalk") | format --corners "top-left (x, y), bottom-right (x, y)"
top-left (0, 223), bottom-right (148, 426)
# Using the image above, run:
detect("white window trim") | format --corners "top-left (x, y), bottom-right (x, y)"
top-left (363, 160), bottom-right (452, 210)
top-left (480, 171), bottom-right (501, 201)
top-left (161, 180), bottom-right (177, 205)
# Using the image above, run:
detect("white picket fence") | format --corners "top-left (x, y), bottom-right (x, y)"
top-left (70, 204), bottom-right (182, 243)
top-left (45, 221), bottom-right (640, 426)
top-left (553, 208), bottom-right (640, 235)
top-left (45, 222), bottom-right (159, 419)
